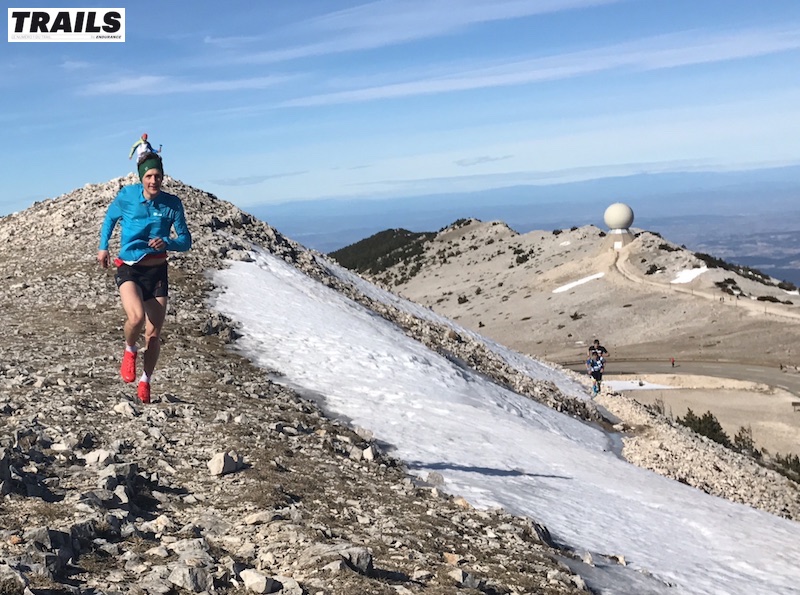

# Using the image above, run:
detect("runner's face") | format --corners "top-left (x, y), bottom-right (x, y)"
top-left (142, 170), bottom-right (163, 198)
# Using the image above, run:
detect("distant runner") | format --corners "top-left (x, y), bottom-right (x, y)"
top-left (97, 152), bottom-right (191, 403)
top-left (586, 351), bottom-right (605, 395)
top-left (588, 339), bottom-right (609, 359)
top-left (128, 133), bottom-right (161, 164)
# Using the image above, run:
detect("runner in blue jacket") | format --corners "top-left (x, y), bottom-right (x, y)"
top-left (97, 152), bottom-right (191, 403)
top-left (586, 352), bottom-right (605, 395)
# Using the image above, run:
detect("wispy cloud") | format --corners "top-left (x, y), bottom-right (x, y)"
top-left (279, 26), bottom-right (800, 106)
top-left (211, 171), bottom-right (308, 186)
top-left (81, 75), bottom-right (295, 96)
top-left (203, 34), bottom-right (263, 48)
top-left (61, 60), bottom-right (90, 70)
top-left (234, 0), bottom-right (620, 64)
top-left (456, 155), bottom-right (514, 167)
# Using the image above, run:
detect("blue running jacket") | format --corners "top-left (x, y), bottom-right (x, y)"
top-left (99, 184), bottom-right (191, 264)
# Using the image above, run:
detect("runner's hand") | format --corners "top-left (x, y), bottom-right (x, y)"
top-left (97, 250), bottom-right (111, 269)
top-left (148, 237), bottom-right (166, 250)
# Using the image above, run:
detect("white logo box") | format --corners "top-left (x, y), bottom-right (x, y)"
top-left (8, 8), bottom-right (125, 42)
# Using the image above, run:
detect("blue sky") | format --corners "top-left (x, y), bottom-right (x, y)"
top-left (4, 0), bottom-right (800, 215)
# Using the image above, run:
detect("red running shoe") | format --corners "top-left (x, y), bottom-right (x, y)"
top-left (120, 349), bottom-right (137, 383)
top-left (137, 381), bottom-right (151, 404)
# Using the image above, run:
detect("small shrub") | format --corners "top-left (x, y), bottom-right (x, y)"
top-left (676, 409), bottom-right (731, 448)
top-left (650, 396), bottom-right (670, 418)
top-left (774, 452), bottom-right (800, 482)
top-left (457, 295), bottom-right (468, 304)
top-left (733, 426), bottom-right (760, 458)
top-left (552, 229), bottom-right (563, 236)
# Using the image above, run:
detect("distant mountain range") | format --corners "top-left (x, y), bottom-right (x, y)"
top-left (249, 165), bottom-right (800, 284)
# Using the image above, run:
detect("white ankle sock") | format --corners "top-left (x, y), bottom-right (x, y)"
top-left (140, 373), bottom-right (151, 384)
top-left (125, 344), bottom-right (138, 353)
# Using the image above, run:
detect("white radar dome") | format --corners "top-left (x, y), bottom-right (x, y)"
top-left (604, 202), bottom-right (634, 230)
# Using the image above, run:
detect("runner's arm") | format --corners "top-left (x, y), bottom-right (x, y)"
top-left (98, 198), bottom-right (122, 251)
top-left (128, 139), bottom-right (142, 159)
top-left (163, 202), bottom-right (192, 252)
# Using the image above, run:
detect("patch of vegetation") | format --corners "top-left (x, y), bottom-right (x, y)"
top-left (598, 231), bottom-right (606, 237)
top-left (645, 264), bottom-right (663, 275)
top-left (442, 218), bottom-right (476, 231)
top-left (552, 229), bottom-right (563, 236)
top-left (457, 295), bottom-right (469, 304)
top-left (676, 409), bottom-right (731, 448)
top-left (636, 231), bottom-right (662, 239)
top-left (672, 411), bottom-right (800, 483)
top-left (570, 226), bottom-right (578, 231)
top-left (569, 311), bottom-right (585, 321)
top-left (715, 278), bottom-right (742, 296)
top-left (774, 453), bottom-right (800, 482)
top-left (329, 228), bottom-right (435, 276)
top-left (732, 426), bottom-right (760, 459)
top-left (658, 243), bottom-right (679, 252)
top-left (694, 252), bottom-right (780, 286)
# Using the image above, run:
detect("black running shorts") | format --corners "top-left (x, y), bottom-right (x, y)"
top-left (115, 262), bottom-right (169, 301)
top-left (590, 371), bottom-right (603, 382)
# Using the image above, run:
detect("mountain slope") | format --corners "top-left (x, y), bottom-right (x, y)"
top-left (0, 176), bottom-right (589, 594)
top-left (328, 227), bottom-right (435, 275)
top-left (0, 178), bottom-right (797, 594)
top-left (359, 218), bottom-right (800, 366)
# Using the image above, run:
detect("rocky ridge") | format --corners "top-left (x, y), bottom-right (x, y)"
top-left (0, 177), bottom-right (797, 594)
top-left (0, 176), bottom-right (591, 594)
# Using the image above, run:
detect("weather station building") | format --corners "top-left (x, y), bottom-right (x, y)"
top-left (604, 202), bottom-right (635, 250)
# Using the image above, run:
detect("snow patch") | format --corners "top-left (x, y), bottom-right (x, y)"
top-left (553, 272), bottom-right (604, 293)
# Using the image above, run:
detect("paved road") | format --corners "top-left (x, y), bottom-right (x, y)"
top-left (563, 360), bottom-right (800, 396)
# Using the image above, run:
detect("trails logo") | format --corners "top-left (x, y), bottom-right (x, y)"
top-left (8, 8), bottom-right (125, 42)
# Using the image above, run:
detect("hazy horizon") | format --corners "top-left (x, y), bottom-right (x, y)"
top-left (249, 166), bottom-right (800, 284)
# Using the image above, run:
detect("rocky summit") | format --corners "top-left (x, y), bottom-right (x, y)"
top-left (0, 176), bottom-right (797, 594)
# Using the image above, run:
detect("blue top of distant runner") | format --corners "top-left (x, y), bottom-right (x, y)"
top-left (586, 357), bottom-right (604, 373)
top-left (98, 184), bottom-right (191, 264)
